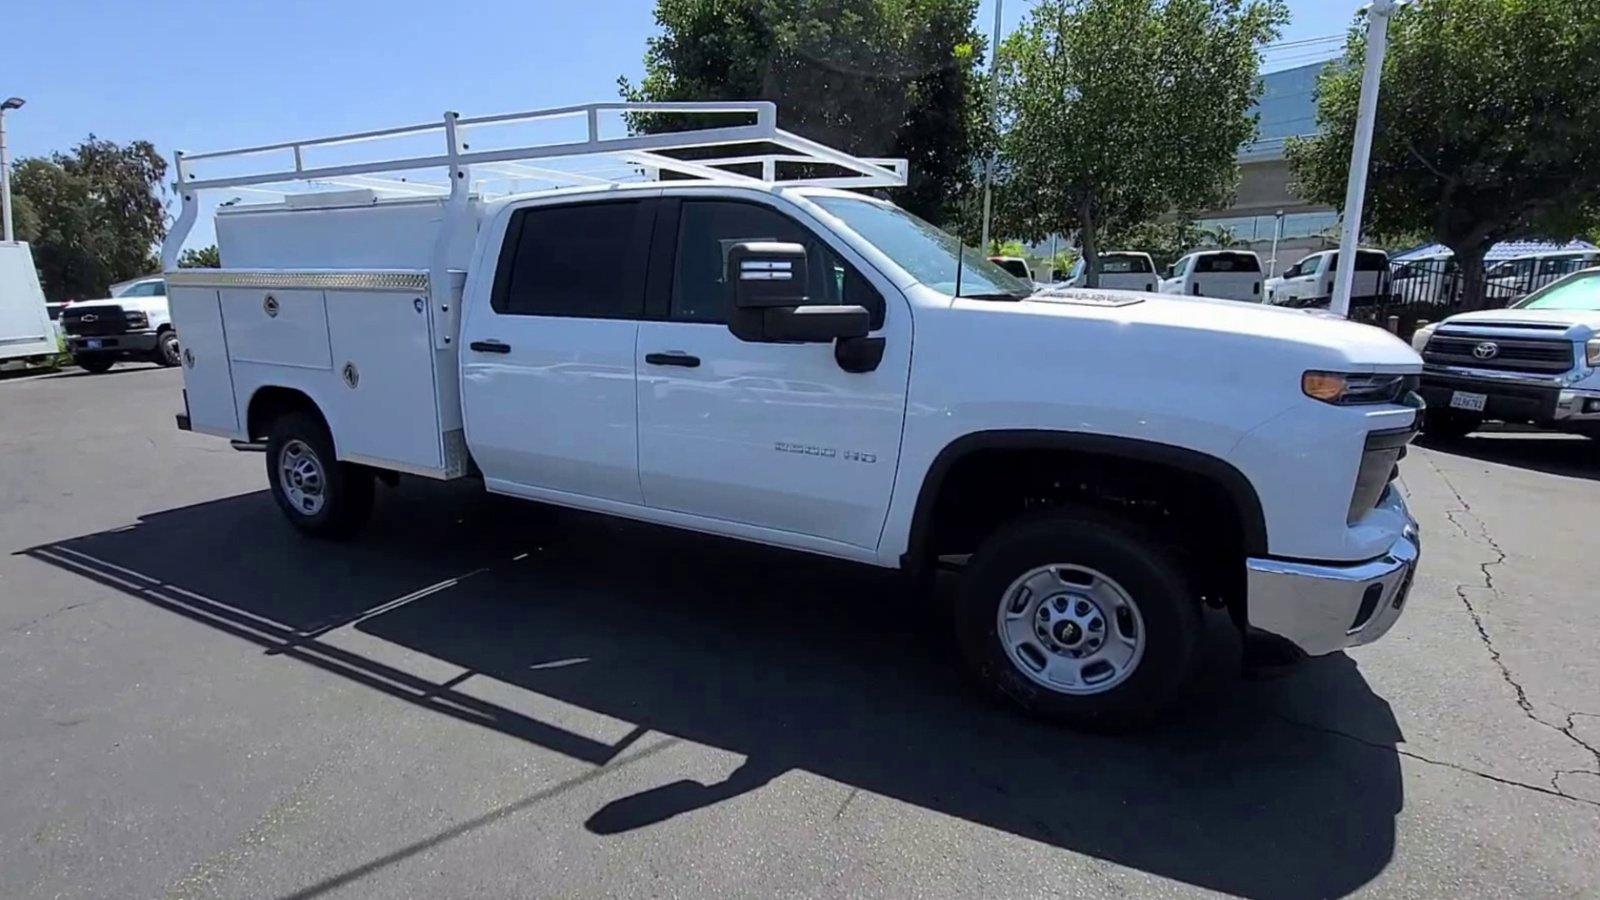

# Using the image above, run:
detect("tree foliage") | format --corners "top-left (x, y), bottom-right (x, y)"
top-left (1104, 216), bottom-right (1207, 270)
top-left (621, 0), bottom-right (989, 227)
top-left (1287, 0), bottom-right (1600, 310)
top-left (993, 0), bottom-right (1285, 285)
top-left (12, 137), bottom-right (167, 301)
top-left (178, 245), bottom-right (221, 268)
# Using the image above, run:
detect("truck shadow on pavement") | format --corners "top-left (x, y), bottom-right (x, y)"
top-left (25, 480), bottom-right (1405, 898)
top-left (1419, 432), bottom-right (1599, 481)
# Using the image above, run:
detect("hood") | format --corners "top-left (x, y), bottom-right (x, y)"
top-left (68, 295), bottom-right (168, 313)
top-left (1441, 306), bottom-right (1599, 339)
top-left (1008, 288), bottom-right (1422, 372)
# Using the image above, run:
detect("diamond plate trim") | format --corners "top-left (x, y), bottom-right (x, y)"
top-left (165, 270), bottom-right (429, 292)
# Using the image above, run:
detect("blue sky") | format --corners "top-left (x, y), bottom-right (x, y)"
top-left (5, 0), bottom-right (1364, 248)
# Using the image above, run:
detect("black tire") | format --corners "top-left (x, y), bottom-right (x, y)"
top-left (955, 510), bottom-right (1199, 729)
top-left (152, 329), bottom-right (181, 367)
top-left (265, 410), bottom-right (375, 539)
top-left (1422, 408), bottom-right (1481, 440)
top-left (74, 355), bottom-right (115, 374)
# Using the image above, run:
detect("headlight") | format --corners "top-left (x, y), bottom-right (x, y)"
top-left (1410, 324), bottom-right (1437, 352)
top-left (124, 311), bottom-right (148, 328)
top-left (1588, 338), bottom-right (1599, 366)
top-left (1303, 370), bottom-right (1417, 405)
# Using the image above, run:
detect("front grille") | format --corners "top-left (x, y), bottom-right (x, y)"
top-left (1423, 332), bottom-right (1576, 373)
top-left (62, 305), bottom-right (130, 337)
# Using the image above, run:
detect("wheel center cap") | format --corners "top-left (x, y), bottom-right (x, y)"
top-left (1051, 620), bottom-right (1083, 646)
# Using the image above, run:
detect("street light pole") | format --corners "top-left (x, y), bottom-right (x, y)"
top-left (1329, 0), bottom-right (1399, 318)
top-left (979, 0), bottom-right (1004, 253)
top-left (0, 97), bottom-right (25, 244)
top-left (1268, 209), bottom-right (1284, 278)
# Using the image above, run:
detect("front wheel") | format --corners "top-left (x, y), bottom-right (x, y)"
top-left (1422, 408), bottom-right (1481, 441)
top-left (265, 411), bottom-right (374, 539)
top-left (152, 329), bottom-right (181, 367)
top-left (74, 355), bottom-right (115, 374)
top-left (956, 511), bottom-right (1198, 729)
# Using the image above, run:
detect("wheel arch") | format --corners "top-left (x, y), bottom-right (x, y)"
top-left (899, 430), bottom-right (1269, 573)
top-left (246, 385), bottom-right (333, 449)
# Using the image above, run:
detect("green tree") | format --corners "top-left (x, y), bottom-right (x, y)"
top-left (621, 0), bottom-right (989, 227)
top-left (1104, 216), bottom-right (1207, 271)
top-left (993, 0), bottom-right (1285, 286)
top-left (12, 137), bottom-right (167, 301)
top-left (178, 245), bottom-right (221, 268)
top-left (1287, 0), bottom-right (1600, 311)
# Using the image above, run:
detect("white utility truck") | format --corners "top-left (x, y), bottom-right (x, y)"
top-left (0, 242), bottom-right (58, 367)
top-left (164, 102), bottom-right (1422, 726)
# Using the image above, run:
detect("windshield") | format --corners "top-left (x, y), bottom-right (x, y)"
top-left (811, 196), bottom-right (1034, 300)
top-left (1515, 272), bottom-right (1600, 311)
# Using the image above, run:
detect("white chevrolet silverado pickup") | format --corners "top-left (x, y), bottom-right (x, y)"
top-left (162, 102), bottom-right (1423, 726)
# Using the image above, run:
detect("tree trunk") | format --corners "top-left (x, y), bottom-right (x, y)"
top-left (1451, 242), bottom-right (1494, 312)
top-left (1079, 199), bottom-right (1100, 289)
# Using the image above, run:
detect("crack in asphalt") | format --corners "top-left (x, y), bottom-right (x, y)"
top-left (1271, 712), bottom-right (1600, 809)
top-left (1422, 451), bottom-right (1600, 802)
top-left (5, 600), bottom-right (99, 634)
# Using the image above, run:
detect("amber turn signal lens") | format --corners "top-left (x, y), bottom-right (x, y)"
top-left (1302, 371), bottom-right (1348, 402)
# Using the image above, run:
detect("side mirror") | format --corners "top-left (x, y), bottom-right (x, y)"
top-left (727, 241), bottom-right (870, 344)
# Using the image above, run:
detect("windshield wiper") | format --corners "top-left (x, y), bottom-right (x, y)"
top-left (959, 291), bottom-right (1027, 301)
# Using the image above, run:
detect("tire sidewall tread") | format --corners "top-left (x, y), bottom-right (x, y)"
top-left (265, 411), bottom-right (374, 539)
top-left (956, 509), bottom-right (1199, 729)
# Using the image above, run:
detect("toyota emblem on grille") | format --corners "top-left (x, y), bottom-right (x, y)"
top-left (1472, 341), bottom-right (1500, 360)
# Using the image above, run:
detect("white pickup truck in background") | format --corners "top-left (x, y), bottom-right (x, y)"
top-left (1159, 249), bottom-right (1264, 302)
top-left (1413, 267), bottom-right (1600, 439)
top-left (163, 102), bottom-right (1422, 727)
top-left (59, 275), bottom-right (180, 373)
top-left (1064, 252), bottom-right (1158, 292)
top-left (1266, 248), bottom-right (1391, 309)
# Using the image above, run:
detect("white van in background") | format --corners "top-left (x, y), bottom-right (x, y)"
top-left (1159, 250), bottom-right (1263, 302)
top-left (1066, 252), bottom-right (1158, 291)
top-left (1266, 249), bottom-right (1390, 308)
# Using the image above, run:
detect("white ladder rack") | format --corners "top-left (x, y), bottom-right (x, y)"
top-left (162, 101), bottom-right (907, 270)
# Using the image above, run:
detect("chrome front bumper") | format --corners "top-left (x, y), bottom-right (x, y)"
top-left (1245, 490), bottom-right (1420, 657)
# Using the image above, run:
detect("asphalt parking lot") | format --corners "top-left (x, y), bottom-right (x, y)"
top-left (3, 363), bottom-right (1598, 898)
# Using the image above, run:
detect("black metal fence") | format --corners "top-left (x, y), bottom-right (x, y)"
top-left (1347, 260), bottom-right (1523, 339)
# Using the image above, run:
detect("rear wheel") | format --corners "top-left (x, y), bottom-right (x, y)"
top-left (74, 355), bottom-right (115, 374)
top-left (152, 329), bottom-right (181, 367)
top-left (265, 411), bottom-right (374, 538)
top-left (1422, 408), bottom-right (1481, 440)
top-left (955, 510), bottom-right (1198, 729)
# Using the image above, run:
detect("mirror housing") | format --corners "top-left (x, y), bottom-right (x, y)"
top-left (727, 241), bottom-right (871, 344)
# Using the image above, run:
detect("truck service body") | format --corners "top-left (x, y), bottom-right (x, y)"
top-left (164, 102), bottom-right (1423, 725)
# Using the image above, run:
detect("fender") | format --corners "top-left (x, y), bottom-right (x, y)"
top-left (899, 429), bottom-right (1269, 571)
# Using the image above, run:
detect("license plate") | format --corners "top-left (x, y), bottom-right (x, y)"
top-left (1450, 391), bottom-right (1487, 412)
top-left (85, 339), bottom-right (103, 350)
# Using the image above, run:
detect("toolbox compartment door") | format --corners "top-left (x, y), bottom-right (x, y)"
top-left (168, 286), bottom-right (240, 435)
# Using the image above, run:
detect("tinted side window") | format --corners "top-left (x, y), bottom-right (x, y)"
top-left (671, 200), bottom-right (883, 327)
top-left (494, 201), bottom-right (649, 318)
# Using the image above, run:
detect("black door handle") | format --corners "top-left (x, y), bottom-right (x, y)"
top-left (645, 352), bottom-right (700, 368)
top-left (470, 340), bottom-right (511, 354)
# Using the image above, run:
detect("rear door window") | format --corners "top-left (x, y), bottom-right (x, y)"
top-left (492, 200), bottom-right (653, 318)
top-left (1195, 252), bottom-right (1260, 274)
